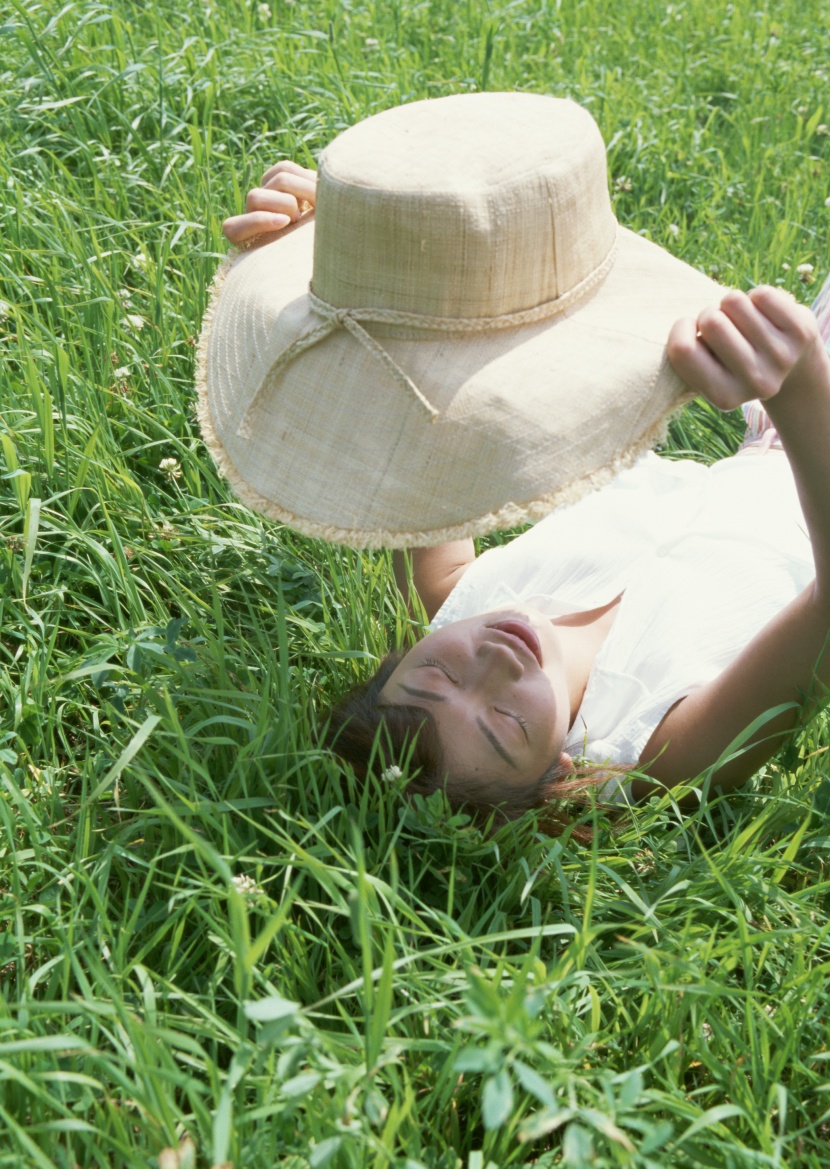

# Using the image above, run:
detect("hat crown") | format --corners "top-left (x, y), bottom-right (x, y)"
top-left (312, 93), bottom-right (617, 319)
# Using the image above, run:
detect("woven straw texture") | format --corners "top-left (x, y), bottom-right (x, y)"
top-left (197, 93), bottom-right (722, 548)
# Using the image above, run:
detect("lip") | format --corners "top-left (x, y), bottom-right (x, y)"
top-left (487, 620), bottom-right (543, 667)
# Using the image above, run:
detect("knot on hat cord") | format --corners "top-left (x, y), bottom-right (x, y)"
top-left (237, 300), bottom-right (440, 439)
top-left (236, 235), bottom-right (618, 441)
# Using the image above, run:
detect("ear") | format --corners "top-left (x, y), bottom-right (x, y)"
top-left (557, 752), bottom-right (574, 776)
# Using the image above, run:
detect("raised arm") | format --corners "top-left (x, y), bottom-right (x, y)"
top-left (393, 541), bottom-right (476, 623)
top-left (636, 285), bottom-right (830, 795)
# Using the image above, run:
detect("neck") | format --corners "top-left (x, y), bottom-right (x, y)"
top-left (552, 596), bottom-right (621, 726)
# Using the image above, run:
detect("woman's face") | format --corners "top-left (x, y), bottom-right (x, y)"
top-left (380, 608), bottom-right (572, 789)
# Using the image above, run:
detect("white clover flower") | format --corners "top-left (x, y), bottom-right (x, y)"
top-left (797, 262), bottom-right (815, 283)
top-left (113, 366), bottom-right (130, 380)
top-left (126, 313), bottom-right (145, 330)
top-left (797, 106), bottom-right (809, 117)
top-left (668, 223), bottom-right (680, 238)
top-left (365, 37), bottom-right (379, 48)
top-left (381, 765), bottom-right (403, 783)
top-left (825, 197), bottom-right (830, 207)
top-left (132, 249), bottom-right (149, 271)
top-left (159, 457), bottom-right (182, 480)
top-left (701, 1022), bottom-right (713, 1041)
top-left (817, 124), bottom-right (830, 136)
top-left (117, 287), bottom-right (132, 303)
top-left (231, 874), bottom-right (261, 895)
top-left (615, 175), bottom-right (632, 193)
top-left (258, 3), bottom-right (271, 17)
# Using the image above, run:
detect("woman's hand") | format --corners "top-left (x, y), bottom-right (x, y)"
top-left (667, 285), bottom-right (823, 411)
top-left (222, 161), bottom-right (317, 248)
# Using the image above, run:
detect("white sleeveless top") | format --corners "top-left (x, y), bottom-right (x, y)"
top-left (431, 449), bottom-right (814, 770)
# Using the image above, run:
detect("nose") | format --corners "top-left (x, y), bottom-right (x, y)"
top-left (475, 638), bottom-right (524, 681)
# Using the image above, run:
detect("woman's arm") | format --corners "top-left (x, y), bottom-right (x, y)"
top-left (636, 286), bottom-right (830, 795)
top-left (393, 541), bottom-right (476, 623)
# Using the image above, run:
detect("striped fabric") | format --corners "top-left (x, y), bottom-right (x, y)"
top-left (739, 400), bottom-right (782, 453)
top-left (812, 271), bottom-right (830, 351)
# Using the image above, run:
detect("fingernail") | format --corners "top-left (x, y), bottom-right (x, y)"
top-left (269, 214), bottom-right (291, 228)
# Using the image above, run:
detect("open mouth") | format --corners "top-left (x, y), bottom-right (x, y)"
top-left (488, 620), bottom-right (543, 667)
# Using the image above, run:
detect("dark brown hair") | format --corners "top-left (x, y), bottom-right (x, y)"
top-left (323, 652), bottom-right (607, 839)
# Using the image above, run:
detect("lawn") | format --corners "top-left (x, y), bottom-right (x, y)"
top-left (2, 0), bottom-right (830, 1165)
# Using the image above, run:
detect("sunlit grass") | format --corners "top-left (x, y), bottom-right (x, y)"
top-left (2, 0), bottom-right (830, 1164)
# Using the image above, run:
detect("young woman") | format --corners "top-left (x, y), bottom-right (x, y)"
top-left (220, 145), bottom-right (830, 826)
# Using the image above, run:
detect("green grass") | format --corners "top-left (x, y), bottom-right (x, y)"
top-left (2, 0), bottom-right (830, 1164)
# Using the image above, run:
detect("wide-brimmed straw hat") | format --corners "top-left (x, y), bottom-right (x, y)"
top-left (197, 92), bottom-right (720, 548)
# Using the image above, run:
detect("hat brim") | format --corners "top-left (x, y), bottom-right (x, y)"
top-left (197, 214), bottom-right (721, 548)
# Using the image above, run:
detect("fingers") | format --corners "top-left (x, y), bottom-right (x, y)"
top-left (667, 315), bottom-right (739, 410)
top-left (221, 161), bottom-right (318, 247)
top-left (245, 186), bottom-right (302, 218)
top-left (260, 160), bottom-right (317, 209)
top-left (261, 159), bottom-right (317, 184)
top-left (222, 210), bottom-right (293, 247)
top-left (717, 289), bottom-right (781, 354)
top-left (261, 159), bottom-right (309, 183)
top-left (668, 299), bottom-right (778, 411)
top-left (669, 287), bottom-right (822, 411)
top-left (697, 297), bottom-right (760, 380)
top-left (749, 284), bottom-right (818, 342)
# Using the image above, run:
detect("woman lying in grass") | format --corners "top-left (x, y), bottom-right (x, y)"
top-left (214, 96), bottom-right (830, 827)
top-left (329, 292), bottom-right (830, 824)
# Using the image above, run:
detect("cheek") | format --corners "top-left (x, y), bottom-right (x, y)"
top-left (419, 627), bottom-right (465, 660)
top-left (539, 622), bottom-right (565, 669)
top-left (527, 676), bottom-right (567, 746)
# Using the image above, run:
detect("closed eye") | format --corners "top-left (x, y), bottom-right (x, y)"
top-left (496, 708), bottom-right (529, 742)
top-left (421, 657), bottom-right (458, 684)
top-left (411, 660), bottom-right (519, 769)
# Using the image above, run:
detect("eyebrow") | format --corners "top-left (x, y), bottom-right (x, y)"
top-left (476, 718), bottom-right (518, 770)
